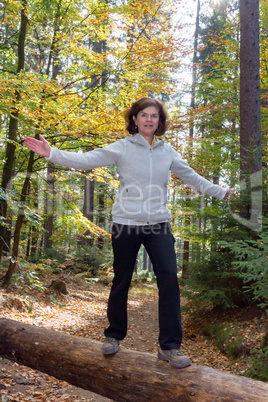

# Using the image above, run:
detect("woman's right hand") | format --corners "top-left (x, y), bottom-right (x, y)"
top-left (24, 134), bottom-right (51, 157)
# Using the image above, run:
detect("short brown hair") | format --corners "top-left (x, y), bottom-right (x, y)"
top-left (124, 97), bottom-right (168, 136)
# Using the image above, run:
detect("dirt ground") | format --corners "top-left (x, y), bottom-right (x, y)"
top-left (0, 277), bottom-right (266, 401)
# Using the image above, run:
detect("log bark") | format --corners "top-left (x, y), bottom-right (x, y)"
top-left (0, 318), bottom-right (267, 402)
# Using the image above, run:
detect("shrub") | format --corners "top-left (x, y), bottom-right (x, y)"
top-left (13, 269), bottom-right (46, 294)
top-left (183, 250), bottom-right (248, 309)
top-left (181, 205), bottom-right (253, 310)
top-left (72, 245), bottom-right (113, 277)
top-left (30, 245), bottom-right (113, 278)
top-left (221, 224), bottom-right (268, 313)
top-left (41, 247), bottom-right (68, 264)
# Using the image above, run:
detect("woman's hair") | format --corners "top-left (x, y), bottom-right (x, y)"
top-left (124, 97), bottom-right (168, 136)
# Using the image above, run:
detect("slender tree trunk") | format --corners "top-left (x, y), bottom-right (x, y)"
top-left (30, 224), bottom-right (39, 257)
top-left (80, 165), bottom-right (94, 246)
top-left (43, 166), bottom-right (55, 249)
top-left (97, 188), bottom-right (105, 249)
top-left (0, 0), bottom-right (28, 261)
top-left (143, 247), bottom-right (148, 271)
top-left (43, 1), bottom-right (62, 249)
top-left (26, 226), bottom-right (31, 258)
top-left (239, 0), bottom-right (262, 222)
top-left (182, 0), bottom-right (200, 278)
top-left (30, 181), bottom-right (39, 257)
top-left (230, 119), bottom-right (237, 188)
top-left (80, 36), bottom-right (107, 247)
top-left (2, 151), bottom-right (35, 287)
top-left (148, 258), bottom-right (152, 272)
top-left (210, 161), bottom-right (220, 255)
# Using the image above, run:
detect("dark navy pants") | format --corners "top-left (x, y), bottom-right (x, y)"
top-left (104, 222), bottom-right (182, 350)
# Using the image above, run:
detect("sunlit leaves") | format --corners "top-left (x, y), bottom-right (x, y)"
top-left (0, 0), bottom-right (187, 248)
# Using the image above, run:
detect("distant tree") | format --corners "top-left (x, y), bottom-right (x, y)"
top-left (182, 0), bottom-right (200, 278)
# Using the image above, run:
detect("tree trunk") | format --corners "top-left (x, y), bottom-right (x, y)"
top-left (43, 4), bottom-right (61, 249)
top-left (0, 318), bottom-right (267, 402)
top-left (43, 166), bottom-right (55, 250)
top-left (97, 185), bottom-right (105, 249)
top-left (1, 151), bottom-right (35, 288)
top-left (80, 36), bottom-right (107, 247)
top-left (0, 0), bottom-right (28, 260)
top-left (239, 0), bottom-right (262, 224)
top-left (79, 166), bottom-right (94, 246)
top-left (143, 246), bottom-right (147, 271)
top-left (148, 258), bottom-right (152, 272)
top-left (182, 236), bottom-right (189, 278)
top-left (182, 0), bottom-right (200, 277)
top-left (30, 182), bottom-right (39, 257)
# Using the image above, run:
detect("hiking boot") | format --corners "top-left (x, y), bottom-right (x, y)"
top-left (102, 337), bottom-right (120, 355)
top-left (158, 348), bottom-right (191, 368)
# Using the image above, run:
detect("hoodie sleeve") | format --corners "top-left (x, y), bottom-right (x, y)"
top-left (170, 147), bottom-right (227, 199)
top-left (46, 140), bottom-right (122, 170)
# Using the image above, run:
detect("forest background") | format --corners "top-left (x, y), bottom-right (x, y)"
top-left (0, 0), bottom-right (267, 384)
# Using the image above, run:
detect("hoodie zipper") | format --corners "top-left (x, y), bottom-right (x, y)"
top-left (147, 147), bottom-right (153, 224)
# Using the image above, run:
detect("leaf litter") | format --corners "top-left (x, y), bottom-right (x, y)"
top-left (0, 275), bottom-right (266, 401)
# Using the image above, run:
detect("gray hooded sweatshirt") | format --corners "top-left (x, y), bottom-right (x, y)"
top-left (47, 134), bottom-right (226, 225)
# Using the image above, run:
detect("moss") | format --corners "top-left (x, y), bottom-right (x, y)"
top-left (202, 322), bottom-right (248, 359)
top-left (245, 327), bottom-right (268, 382)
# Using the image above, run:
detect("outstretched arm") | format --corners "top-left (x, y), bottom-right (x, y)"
top-left (24, 134), bottom-right (51, 157)
top-left (170, 148), bottom-right (235, 200)
top-left (24, 134), bottom-right (121, 170)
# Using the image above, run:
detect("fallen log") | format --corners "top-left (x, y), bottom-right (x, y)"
top-left (0, 318), bottom-right (267, 401)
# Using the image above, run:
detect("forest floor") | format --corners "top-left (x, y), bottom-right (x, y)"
top-left (0, 273), bottom-right (267, 401)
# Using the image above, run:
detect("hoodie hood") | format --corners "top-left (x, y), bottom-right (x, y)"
top-left (125, 134), bottom-right (164, 149)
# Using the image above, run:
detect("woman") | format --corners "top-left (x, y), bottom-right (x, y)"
top-left (24, 97), bottom-right (233, 369)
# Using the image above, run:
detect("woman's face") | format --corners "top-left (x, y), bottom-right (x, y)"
top-left (133, 106), bottom-right (159, 138)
